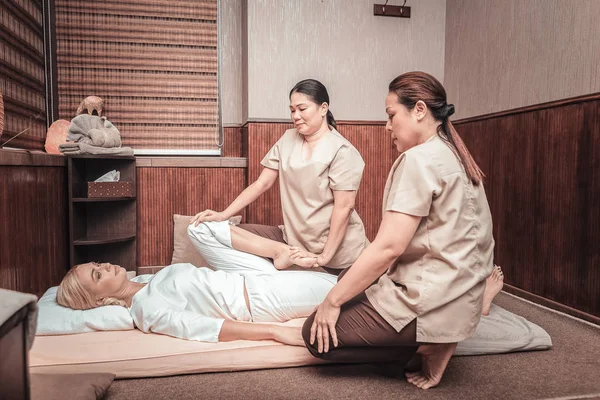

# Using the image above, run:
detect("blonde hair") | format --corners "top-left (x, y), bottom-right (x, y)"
top-left (56, 264), bottom-right (127, 310)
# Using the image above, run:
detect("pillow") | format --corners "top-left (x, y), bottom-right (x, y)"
top-left (171, 214), bottom-right (209, 267)
top-left (454, 303), bottom-right (552, 356)
top-left (36, 275), bottom-right (153, 335)
top-left (30, 373), bottom-right (115, 400)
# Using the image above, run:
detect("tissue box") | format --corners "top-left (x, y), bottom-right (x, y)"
top-left (87, 182), bottom-right (134, 198)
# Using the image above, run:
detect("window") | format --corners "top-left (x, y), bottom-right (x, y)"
top-left (54, 0), bottom-right (221, 155)
top-left (0, 1), bottom-right (47, 150)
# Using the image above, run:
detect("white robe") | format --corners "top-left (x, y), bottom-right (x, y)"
top-left (130, 263), bottom-right (251, 343)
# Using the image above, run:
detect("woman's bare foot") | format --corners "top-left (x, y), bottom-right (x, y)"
top-left (482, 265), bottom-right (504, 316)
top-left (273, 246), bottom-right (318, 269)
top-left (289, 248), bottom-right (319, 269)
top-left (405, 343), bottom-right (457, 390)
top-left (272, 246), bottom-right (295, 270)
top-left (271, 326), bottom-right (304, 346)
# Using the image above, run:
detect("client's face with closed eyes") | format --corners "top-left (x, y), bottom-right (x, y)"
top-left (74, 262), bottom-right (127, 299)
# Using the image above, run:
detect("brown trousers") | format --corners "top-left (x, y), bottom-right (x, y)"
top-left (301, 268), bottom-right (418, 364)
top-left (239, 223), bottom-right (419, 364)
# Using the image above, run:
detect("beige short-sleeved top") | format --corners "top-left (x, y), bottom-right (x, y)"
top-left (261, 128), bottom-right (369, 269)
top-left (366, 134), bottom-right (495, 343)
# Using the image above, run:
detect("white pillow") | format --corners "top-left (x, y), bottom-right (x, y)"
top-left (36, 274), bottom-right (153, 336)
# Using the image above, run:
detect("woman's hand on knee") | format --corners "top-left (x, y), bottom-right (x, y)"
top-left (190, 209), bottom-right (226, 226)
top-left (310, 299), bottom-right (340, 353)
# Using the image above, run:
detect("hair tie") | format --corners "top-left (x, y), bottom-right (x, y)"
top-left (446, 103), bottom-right (455, 118)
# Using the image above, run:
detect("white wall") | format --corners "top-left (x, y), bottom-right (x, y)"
top-left (220, 0), bottom-right (244, 125)
top-left (444, 0), bottom-right (600, 119)
top-left (247, 0), bottom-right (446, 121)
top-left (222, 0), bottom-right (446, 124)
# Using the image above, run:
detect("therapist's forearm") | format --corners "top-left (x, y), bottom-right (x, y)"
top-left (326, 241), bottom-right (397, 307)
top-left (222, 180), bottom-right (270, 219)
top-left (320, 205), bottom-right (353, 262)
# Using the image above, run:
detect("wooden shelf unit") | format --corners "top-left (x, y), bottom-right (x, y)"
top-left (67, 155), bottom-right (137, 271)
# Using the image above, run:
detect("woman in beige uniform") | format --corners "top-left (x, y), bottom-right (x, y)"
top-left (302, 71), bottom-right (495, 390)
top-left (191, 79), bottom-right (369, 273)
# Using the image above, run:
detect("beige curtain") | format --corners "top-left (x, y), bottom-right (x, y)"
top-left (54, 0), bottom-right (220, 154)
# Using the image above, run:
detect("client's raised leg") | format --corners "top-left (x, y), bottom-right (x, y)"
top-left (482, 265), bottom-right (504, 316)
top-left (230, 226), bottom-right (315, 270)
top-left (188, 221), bottom-right (279, 274)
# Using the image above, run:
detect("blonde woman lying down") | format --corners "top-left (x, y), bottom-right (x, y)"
top-left (56, 221), bottom-right (504, 346)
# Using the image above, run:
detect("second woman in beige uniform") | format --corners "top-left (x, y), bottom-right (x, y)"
top-left (191, 79), bottom-right (368, 272)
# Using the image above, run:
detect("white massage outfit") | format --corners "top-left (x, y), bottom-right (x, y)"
top-left (130, 263), bottom-right (251, 342)
top-left (130, 221), bottom-right (337, 342)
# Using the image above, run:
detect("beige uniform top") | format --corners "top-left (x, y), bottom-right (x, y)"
top-left (366, 134), bottom-right (494, 343)
top-left (261, 128), bottom-right (369, 269)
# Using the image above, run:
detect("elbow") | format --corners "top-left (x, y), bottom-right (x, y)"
top-left (255, 178), bottom-right (275, 191)
top-left (379, 242), bottom-right (406, 261)
top-left (334, 202), bottom-right (356, 215)
top-left (252, 179), bottom-right (269, 192)
top-left (264, 179), bottom-right (276, 190)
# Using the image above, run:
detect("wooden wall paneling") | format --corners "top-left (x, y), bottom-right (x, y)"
top-left (581, 100), bottom-right (600, 317)
top-left (455, 95), bottom-right (600, 318)
top-left (459, 115), bottom-right (537, 291)
top-left (534, 105), bottom-right (581, 307)
top-left (136, 167), bottom-right (247, 266)
top-left (337, 123), bottom-right (395, 241)
top-left (245, 122), bottom-right (291, 226)
top-left (0, 166), bottom-right (68, 296)
top-left (222, 126), bottom-right (243, 157)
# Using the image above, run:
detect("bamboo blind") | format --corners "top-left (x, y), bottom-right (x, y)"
top-left (0, 0), bottom-right (47, 150)
top-left (54, 0), bottom-right (220, 152)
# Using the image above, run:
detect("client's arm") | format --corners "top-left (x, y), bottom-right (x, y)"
top-left (139, 308), bottom-right (303, 346)
top-left (140, 308), bottom-right (226, 342)
top-left (219, 320), bottom-right (303, 346)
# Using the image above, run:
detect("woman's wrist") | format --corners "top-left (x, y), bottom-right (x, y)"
top-left (325, 291), bottom-right (342, 308)
top-left (220, 210), bottom-right (233, 220)
top-left (317, 253), bottom-right (332, 266)
top-left (267, 325), bottom-right (278, 341)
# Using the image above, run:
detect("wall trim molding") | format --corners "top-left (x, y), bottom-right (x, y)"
top-left (242, 118), bottom-right (386, 126)
top-left (0, 149), bottom-right (66, 166)
top-left (135, 157), bottom-right (247, 168)
top-left (503, 284), bottom-right (600, 326)
top-left (454, 92), bottom-right (600, 125)
top-left (0, 150), bottom-right (248, 168)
